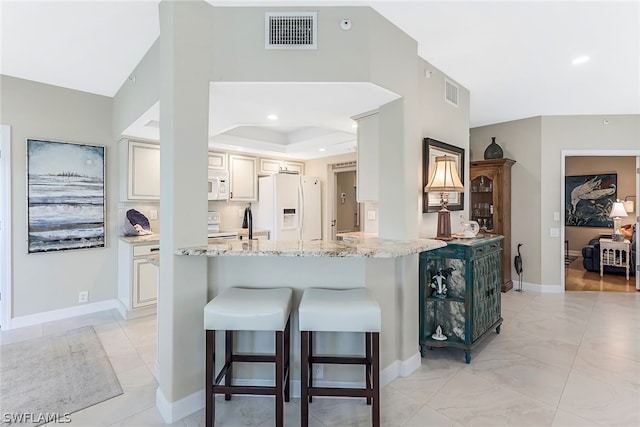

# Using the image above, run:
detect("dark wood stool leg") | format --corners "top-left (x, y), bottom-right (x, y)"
top-left (225, 330), bottom-right (233, 401)
top-left (372, 332), bottom-right (380, 427)
top-left (206, 330), bottom-right (215, 427)
top-left (308, 330), bottom-right (313, 403)
top-left (366, 332), bottom-right (372, 405)
top-left (284, 317), bottom-right (291, 402)
top-left (275, 330), bottom-right (284, 427)
top-left (300, 330), bottom-right (309, 427)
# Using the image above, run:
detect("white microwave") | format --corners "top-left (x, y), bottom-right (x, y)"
top-left (208, 169), bottom-right (229, 201)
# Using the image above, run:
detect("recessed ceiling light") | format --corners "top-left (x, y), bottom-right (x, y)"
top-left (319, 148), bottom-right (326, 152)
top-left (571, 55), bottom-right (590, 65)
top-left (267, 114), bottom-right (278, 121)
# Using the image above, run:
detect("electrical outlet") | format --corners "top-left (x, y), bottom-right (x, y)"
top-left (149, 209), bottom-right (158, 220)
top-left (313, 364), bottom-right (323, 379)
top-left (78, 291), bottom-right (88, 303)
top-left (367, 210), bottom-right (376, 220)
top-left (550, 228), bottom-right (560, 237)
top-left (238, 209), bottom-right (244, 217)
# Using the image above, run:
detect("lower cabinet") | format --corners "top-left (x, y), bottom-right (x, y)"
top-left (419, 235), bottom-right (503, 363)
top-left (118, 240), bottom-right (159, 319)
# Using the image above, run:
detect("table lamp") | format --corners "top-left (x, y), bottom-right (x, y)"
top-left (424, 155), bottom-right (464, 240)
top-left (609, 200), bottom-right (628, 242)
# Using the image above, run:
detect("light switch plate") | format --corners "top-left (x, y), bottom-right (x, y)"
top-left (367, 210), bottom-right (376, 220)
top-left (553, 211), bottom-right (560, 221)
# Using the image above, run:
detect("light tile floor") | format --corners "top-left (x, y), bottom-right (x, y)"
top-left (1, 290), bottom-right (639, 426)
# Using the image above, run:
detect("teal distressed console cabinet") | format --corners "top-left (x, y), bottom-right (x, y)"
top-left (419, 235), bottom-right (503, 363)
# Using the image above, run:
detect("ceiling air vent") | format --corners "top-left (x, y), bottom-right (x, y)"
top-left (445, 79), bottom-right (459, 107)
top-left (265, 11), bottom-right (317, 49)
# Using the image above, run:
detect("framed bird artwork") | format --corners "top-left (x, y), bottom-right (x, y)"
top-left (565, 174), bottom-right (617, 227)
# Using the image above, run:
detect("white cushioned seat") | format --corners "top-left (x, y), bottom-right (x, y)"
top-left (298, 288), bottom-right (381, 333)
top-left (204, 287), bottom-right (292, 331)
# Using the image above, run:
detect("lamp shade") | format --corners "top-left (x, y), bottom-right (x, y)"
top-left (424, 155), bottom-right (464, 192)
top-left (609, 201), bottom-right (628, 218)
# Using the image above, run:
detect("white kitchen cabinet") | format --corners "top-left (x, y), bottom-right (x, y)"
top-left (259, 158), bottom-right (305, 175)
top-left (355, 111), bottom-right (378, 202)
top-left (117, 240), bottom-right (159, 319)
top-left (283, 160), bottom-right (304, 174)
top-left (208, 150), bottom-right (227, 170)
top-left (120, 140), bottom-right (160, 201)
top-left (229, 154), bottom-right (257, 202)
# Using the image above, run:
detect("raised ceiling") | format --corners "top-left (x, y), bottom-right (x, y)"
top-left (2, 1), bottom-right (638, 158)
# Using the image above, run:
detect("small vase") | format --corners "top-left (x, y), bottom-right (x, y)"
top-left (484, 137), bottom-right (503, 159)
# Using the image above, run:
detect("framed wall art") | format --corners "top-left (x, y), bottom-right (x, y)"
top-left (565, 173), bottom-right (617, 227)
top-left (27, 139), bottom-right (105, 253)
top-left (423, 137), bottom-right (465, 213)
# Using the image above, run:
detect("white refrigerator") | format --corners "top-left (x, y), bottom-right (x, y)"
top-left (254, 174), bottom-right (321, 241)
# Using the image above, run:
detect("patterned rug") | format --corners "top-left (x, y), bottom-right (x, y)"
top-left (0, 326), bottom-right (123, 426)
top-left (565, 255), bottom-right (578, 266)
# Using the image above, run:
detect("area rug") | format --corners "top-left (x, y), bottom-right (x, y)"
top-left (565, 255), bottom-right (578, 266)
top-left (0, 325), bottom-right (123, 426)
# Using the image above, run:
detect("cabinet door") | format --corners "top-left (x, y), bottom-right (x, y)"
top-left (284, 161), bottom-right (304, 175)
top-left (260, 158), bottom-right (283, 175)
top-left (470, 173), bottom-right (497, 231)
top-left (229, 154), bottom-right (257, 201)
top-left (208, 151), bottom-right (227, 170)
top-left (132, 258), bottom-right (158, 308)
top-left (129, 141), bottom-right (160, 200)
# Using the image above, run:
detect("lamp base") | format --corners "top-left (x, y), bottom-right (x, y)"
top-left (434, 209), bottom-right (453, 240)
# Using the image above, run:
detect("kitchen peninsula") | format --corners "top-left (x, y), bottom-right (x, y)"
top-left (175, 237), bottom-right (445, 387)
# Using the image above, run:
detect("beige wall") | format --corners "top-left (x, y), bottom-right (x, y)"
top-left (0, 75), bottom-right (117, 317)
top-left (565, 156), bottom-right (637, 252)
top-left (470, 117), bottom-right (542, 285)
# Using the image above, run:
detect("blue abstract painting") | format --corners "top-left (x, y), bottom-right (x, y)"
top-left (565, 174), bottom-right (617, 227)
top-left (27, 139), bottom-right (105, 253)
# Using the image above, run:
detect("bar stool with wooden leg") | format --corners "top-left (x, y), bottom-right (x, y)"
top-left (204, 287), bottom-right (292, 427)
top-left (298, 288), bottom-right (382, 427)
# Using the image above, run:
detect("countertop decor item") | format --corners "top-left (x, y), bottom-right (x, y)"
top-left (483, 137), bottom-right (504, 159)
top-left (124, 208), bottom-right (152, 236)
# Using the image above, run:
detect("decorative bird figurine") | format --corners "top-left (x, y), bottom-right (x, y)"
top-left (514, 243), bottom-right (523, 292)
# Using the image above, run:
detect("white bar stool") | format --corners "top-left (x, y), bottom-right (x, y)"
top-left (204, 287), bottom-right (293, 427)
top-left (298, 288), bottom-right (382, 427)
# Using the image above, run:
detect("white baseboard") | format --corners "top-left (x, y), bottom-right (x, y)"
top-left (155, 353), bottom-right (422, 422)
top-left (113, 299), bottom-right (157, 320)
top-left (379, 351), bottom-right (421, 386)
top-left (7, 299), bottom-right (120, 330)
top-left (157, 387), bottom-right (204, 424)
top-left (513, 281), bottom-right (564, 293)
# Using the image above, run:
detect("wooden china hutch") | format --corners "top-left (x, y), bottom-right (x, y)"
top-left (469, 158), bottom-right (516, 292)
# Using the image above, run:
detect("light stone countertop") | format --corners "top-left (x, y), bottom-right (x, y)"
top-left (119, 234), bottom-right (160, 244)
top-left (175, 237), bottom-right (446, 258)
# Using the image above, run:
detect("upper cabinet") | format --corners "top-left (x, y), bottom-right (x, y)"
top-left (120, 140), bottom-right (160, 201)
top-left (259, 158), bottom-right (305, 175)
top-left (208, 151), bottom-right (227, 170)
top-left (229, 154), bottom-right (257, 202)
top-left (355, 111), bottom-right (379, 202)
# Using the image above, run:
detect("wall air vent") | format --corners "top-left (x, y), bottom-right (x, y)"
top-left (445, 79), bottom-right (459, 107)
top-left (332, 161), bottom-right (357, 169)
top-left (265, 11), bottom-right (317, 49)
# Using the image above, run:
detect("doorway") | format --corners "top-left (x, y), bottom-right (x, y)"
top-left (561, 150), bottom-right (640, 292)
top-left (335, 170), bottom-right (359, 234)
top-left (0, 124), bottom-right (11, 328)
top-left (328, 162), bottom-right (362, 240)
